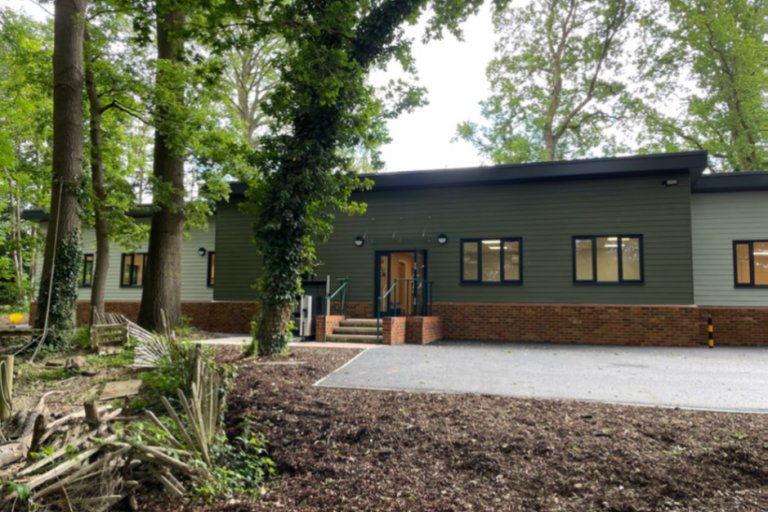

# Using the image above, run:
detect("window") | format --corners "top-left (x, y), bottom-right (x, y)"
top-left (461, 239), bottom-right (522, 284)
top-left (80, 254), bottom-right (94, 287)
top-left (733, 241), bottom-right (768, 287)
top-left (573, 235), bottom-right (643, 284)
top-left (120, 253), bottom-right (148, 287)
top-left (207, 252), bottom-right (215, 287)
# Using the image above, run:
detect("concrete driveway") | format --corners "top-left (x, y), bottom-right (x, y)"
top-left (315, 341), bottom-right (768, 413)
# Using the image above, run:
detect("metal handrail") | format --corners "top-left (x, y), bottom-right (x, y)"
top-left (376, 281), bottom-right (398, 344)
top-left (323, 278), bottom-right (349, 342)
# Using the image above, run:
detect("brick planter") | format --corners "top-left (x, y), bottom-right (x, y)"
top-left (380, 317), bottom-right (405, 345)
top-left (405, 317), bottom-right (444, 345)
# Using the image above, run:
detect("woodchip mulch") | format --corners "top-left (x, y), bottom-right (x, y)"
top-left (158, 347), bottom-right (768, 512)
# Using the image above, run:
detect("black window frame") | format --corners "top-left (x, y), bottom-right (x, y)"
top-left (733, 240), bottom-right (768, 288)
top-left (572, 235), bottom-right (644, 285)
top-left (460, 238), bottom-right (523, 285)
top-left (207, 251), bottom-right (215, 288)
top-left (79, 254), bottom-right (94, 288)
top-left (120, 252), bottom-right (148, 288)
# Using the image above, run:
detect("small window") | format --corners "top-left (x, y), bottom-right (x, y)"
top-left (733, 241), bottom-right (768, 287)
top-left (120, 253), bottom-right (148, 287)
top-left (207, 252), bottom-right (215, 287)
top-left (80, 254), bottom-right (94, 287)
top-left (573, 235), bottom-right (643, 284)
top-left (461, 238), bottom-right (522, 284)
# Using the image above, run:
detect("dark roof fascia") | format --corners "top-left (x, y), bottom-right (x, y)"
top-left (226, 151), bottom-right (708, 197)
top-left (692, 172), bottom-right (768, 194)
top-left (21, 205), bottom-right (153, 223)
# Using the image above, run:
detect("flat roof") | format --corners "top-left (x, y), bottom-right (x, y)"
top-left (228, 151), bottom-right (709, 196)
top-left (692, 171), bottom-right (768, 193)
top-left (21, 205), bottom-right (153, 222)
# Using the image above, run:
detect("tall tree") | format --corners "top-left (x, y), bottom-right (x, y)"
top-left (137, 3), bottom-right (187, 331)
top-left (221, 30), bottom-right (282, 148)
top-left (456, 0), bottom-right (635, 163)
top-left (34, 0), bottom-right (89, 348)
top-left (636, 0), bottom-right (768, 171)
top-left (236, 0), bottom-right (482, 355)
top-left (83, 11), bottom-right (152, 320)
top-left (0, 10), bottom-right (52, 306)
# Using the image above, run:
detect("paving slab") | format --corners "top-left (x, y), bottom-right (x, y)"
top-left (315, 341), bottom-right (768, 414)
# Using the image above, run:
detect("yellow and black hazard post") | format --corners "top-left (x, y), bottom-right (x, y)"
top-left (707, 316), bottom-right (714, 349)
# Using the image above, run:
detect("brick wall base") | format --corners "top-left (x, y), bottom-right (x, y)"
top-left (433, 302), bottom-right (768, 347)
top-left (381, 317), bottom-right (405, 345)
top-left (29, 301), bottom-right (768, 346)
top-left (329, 301), bottom-right (373, 318)
top-left (316, 315), bottom-right (344, 340)
top-left (405, 316), bottom-right (444, 345)
top-left (30, 301), bottom-right (258, 334)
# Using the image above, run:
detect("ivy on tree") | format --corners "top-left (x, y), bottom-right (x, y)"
top-left (230, 0), bottom-right (485, 355)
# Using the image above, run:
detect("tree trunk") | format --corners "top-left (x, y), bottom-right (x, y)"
top-left (34, 0), bottom-right (88, 349)
top-left (85, 30), bottom-right (108, 322)
top-left (254, 303), bottom-right (293, 356)
top-left (543, 128), bottom-right (557, 161)
top-left (137, 6), bottom-right (186, 331)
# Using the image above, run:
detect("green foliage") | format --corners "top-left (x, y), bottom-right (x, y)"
top-left (635, 0), bottom-right (768, 171)
top-left (4, 481), bottom-right (31, 501)
top-left (456, 0), bottom-right (635, 163)
top-left (0, 9), bottom-right (52, 306)
top-left (205, 426), bottom-right (275, 498)
top-left (74, 325), bottom-right (91, 349)
top-left (85, 343), bottom-right (136, 368)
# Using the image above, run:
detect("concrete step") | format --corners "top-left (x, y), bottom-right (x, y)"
top-left (326, 334), bottom-right (379, 343)
top-left (334, 326), bottom-right (380, 335)
top-left (340, 319), bottom-right (379, 327)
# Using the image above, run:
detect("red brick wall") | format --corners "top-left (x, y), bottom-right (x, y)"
top-left (699, 307), bottom-right (768, 346)
top-left (315, 315), bottom-right (344, 340)
top-left (381, 317), bottom-right (405, 345)
top-left (31, 301), bottom-right (258, 334)
top-left (329, 301), bottom-right (374, 318)
top-left (405, 316), bottom-right (444, 345)
top-left (433, 303), bottom-right (709, 346)
top-left (29, 301), bottom-right (768, 346)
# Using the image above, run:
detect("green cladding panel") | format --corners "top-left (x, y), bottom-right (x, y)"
top-left (215, 174), bottom-right (694, 305)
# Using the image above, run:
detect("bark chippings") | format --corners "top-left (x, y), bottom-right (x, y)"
top-left (148, 347), bottom-right (768, 512)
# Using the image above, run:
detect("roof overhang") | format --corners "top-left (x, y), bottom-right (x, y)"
top-left (226, 151), bottom-right (709, 197)
top-left (692, 171), bottom-right (768, 193)
top-left (21, 205), bottom-right (153, 223)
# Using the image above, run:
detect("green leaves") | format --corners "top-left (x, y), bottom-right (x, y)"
top-left (634, 0), bottom-right (768, 171)
top-left (456, 0), bottom-right (635, 163)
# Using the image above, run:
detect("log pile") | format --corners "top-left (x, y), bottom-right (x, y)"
top-left (0, 377), bottom-right (224, 512)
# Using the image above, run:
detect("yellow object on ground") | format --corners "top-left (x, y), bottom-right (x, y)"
top-left (9, 313), bottom-right (23, 325)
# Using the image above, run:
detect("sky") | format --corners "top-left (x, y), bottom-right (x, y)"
top-left (369, 5), bottom-right (496, 172)
top-left (11, 0), bottom-right (497, 174)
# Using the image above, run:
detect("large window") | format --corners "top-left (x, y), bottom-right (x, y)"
top-left (733, 241), bottom-right (768, 287)
top-left (80, 254), bottom-right (94, 287)
top-left (207, 252), bottom-right (215, 287)
top-left (120, 253), bottom-right (148, 287)
top-left (573, 235), bottom-right (643, 284)
top-left (461, 238), bottom-right (522, 284)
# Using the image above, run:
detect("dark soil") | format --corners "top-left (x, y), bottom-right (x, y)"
top-left (176, 347), bottom-right (768, 511)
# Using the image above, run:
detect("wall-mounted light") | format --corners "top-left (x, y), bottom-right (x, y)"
top-left (198, 248), bottom-right (207, 257)
top-left (663, 179), bottom-right (679, 187)
top-left (354, 236), bottom-right (365, 247)
top-left (437, 234), bottom-right (449, 245)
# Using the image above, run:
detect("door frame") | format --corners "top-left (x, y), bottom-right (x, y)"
top-left (374, 249), bottom-right (428, 317)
